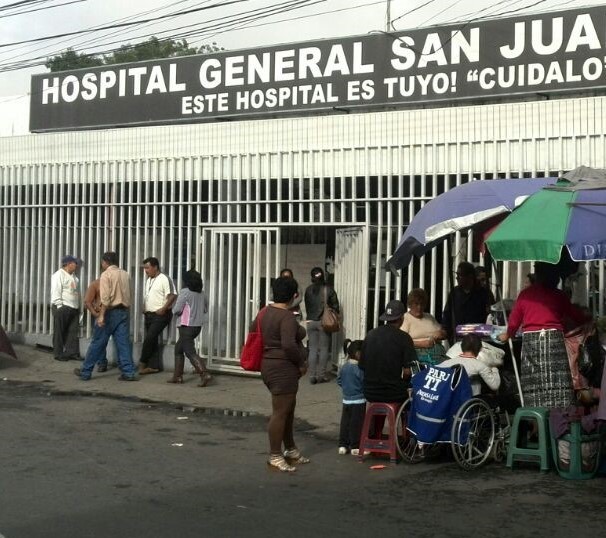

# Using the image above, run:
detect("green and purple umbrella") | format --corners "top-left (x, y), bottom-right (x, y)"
top-left (486, 166), bottom-right (606, 263)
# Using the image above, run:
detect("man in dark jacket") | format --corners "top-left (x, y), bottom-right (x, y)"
top-left (442, 261), bottom-right (492, 343)
top-left (359, 300), bottom-right (416, 403)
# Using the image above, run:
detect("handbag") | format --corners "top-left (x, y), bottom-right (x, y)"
top-left (320, 286), bottom-right (341, 333)
top-left (240, 307), bottom-right (267, 372)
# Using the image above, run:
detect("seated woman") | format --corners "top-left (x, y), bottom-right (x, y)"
top-left (400, 288), bottom-right (447, 366)
top-left (440, 334), bottom-right (501, 396)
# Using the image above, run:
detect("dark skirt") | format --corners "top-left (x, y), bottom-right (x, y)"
top-left (261, 357), bottom-right (300, 395)
top-left (521, 329), bottom-right (573, 408)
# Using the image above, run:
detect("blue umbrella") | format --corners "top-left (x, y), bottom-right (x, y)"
top-left (386, 177), bottom-right (557, 271)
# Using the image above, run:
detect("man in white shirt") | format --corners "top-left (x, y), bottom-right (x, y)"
top-left (139, 257), bottom-right (176, 374)
top-left (50, 255), bottom-right (81, 362)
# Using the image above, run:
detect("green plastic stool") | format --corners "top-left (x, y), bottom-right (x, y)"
top-left (506, 407), bottom-right (551, 472)
top-left (550, 421), bottom-right (603, 480)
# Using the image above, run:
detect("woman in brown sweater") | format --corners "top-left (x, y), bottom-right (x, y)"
top-left (254, 276), bottom-right (308, 472)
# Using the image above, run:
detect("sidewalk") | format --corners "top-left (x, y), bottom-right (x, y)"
top-left (0, 344), bottom-right (342, 437)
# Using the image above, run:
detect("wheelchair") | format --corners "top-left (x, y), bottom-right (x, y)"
top-left (396, 364), bottom-right (512, 470)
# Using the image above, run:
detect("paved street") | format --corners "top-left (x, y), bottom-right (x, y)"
top-left (1, 381), bottom-right (605, 538)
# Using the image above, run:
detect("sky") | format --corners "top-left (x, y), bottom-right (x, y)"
top-left (0, 0), bottom-right (603, 134)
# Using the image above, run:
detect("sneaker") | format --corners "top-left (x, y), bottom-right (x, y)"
top-left (338, 447), bottom-right (347, 455)
top-left (118, 374), bottom-right (138, 381)
top-left (350, 449), bottom-right (360, 456)
top-left (97, 364), bottom-right (108, 373)
top-left (54, 356), bottom-right (69, 362)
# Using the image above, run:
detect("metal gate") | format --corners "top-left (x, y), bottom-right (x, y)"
top-left (199, 227), bottom-right (281, 373)
top-left (332, 226), bottom-right (370, 364)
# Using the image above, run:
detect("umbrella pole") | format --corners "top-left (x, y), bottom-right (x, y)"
top-left (447, 236), bottom-right (456, 346)
top-left (491, 259), bottom-right (525, 407)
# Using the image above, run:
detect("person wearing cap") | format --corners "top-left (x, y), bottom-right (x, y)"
top-left (50, 255), bottom-right (81, 362)
top-left (358, 299), bottom-right (416, 403)
top-left (304, 267), bottom-right (340, 384)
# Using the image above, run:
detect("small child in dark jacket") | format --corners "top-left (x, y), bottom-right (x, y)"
top-left (337, 339), bottom-right (366, 455)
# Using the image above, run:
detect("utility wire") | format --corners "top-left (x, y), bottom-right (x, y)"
top-left (477, 0), bottom-right (553, 20)
top-left (418, 0), bottom-right (465, 27)
top-left (43, 0), bottom-right (212, 61)
top-left (192, 0), bottom-right (383, 47)
top-left (0, 0), bottom-right (85, 18)
top-left (0, 0), bottom-right (54, 11)
top-left (391, 0), bottom-right (437, 26)
top-left (441, 0), bottom-right (527, 24)
top-left (0, 0), bottom-right (201, 59)
top-left (0, 0), bottom-right (322, 72)
top-left (80, 0), bottom-right (309, 53)
top-left (0, 0), bottom-right (258, 48)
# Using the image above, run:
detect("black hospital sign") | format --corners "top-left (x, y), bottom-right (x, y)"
top-left (30, 6), bottom-right (606, 132)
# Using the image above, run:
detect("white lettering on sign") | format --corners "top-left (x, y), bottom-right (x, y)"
top-left (500, 12), bottom-right (601, 59)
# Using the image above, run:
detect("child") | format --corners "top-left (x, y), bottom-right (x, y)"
top-left (337, 339), bottom-right (366, 455)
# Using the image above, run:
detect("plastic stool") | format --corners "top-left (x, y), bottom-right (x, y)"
top-left (506, 407), bottom-right (551, 472)
top-left (358, 402), bottom-right (401, 464)
top-left (550, 421), bottom-right (604, 480)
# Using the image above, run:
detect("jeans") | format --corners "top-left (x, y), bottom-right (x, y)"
top-left (79, 308), bottom-right (135, 380)
top-left (140, 312), bottom-right (172, 370)
top-left (307, 320), bottom-right (331, 379)
top-left (92, 318), bottom-right (109, 368)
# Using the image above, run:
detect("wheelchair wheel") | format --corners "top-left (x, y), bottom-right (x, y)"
top-left (395, 398), bottom-right (424, 463)
top-left (450, 398), bottom-right (495, 470)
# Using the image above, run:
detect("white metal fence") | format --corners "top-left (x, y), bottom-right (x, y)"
top-left (1, 95), bottom-right (605, 364)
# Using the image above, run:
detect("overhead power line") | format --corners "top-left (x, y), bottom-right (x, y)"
top-left (0, 0), bottom-right (85, 19)
top-left (0, 0), bottom-right (202, 60)
top-left (0, 0), bottom-right (258, 48)
top-left (391, 0), bottom-right (437, 26)
top-left (0, 0), bottom-right (324, 72)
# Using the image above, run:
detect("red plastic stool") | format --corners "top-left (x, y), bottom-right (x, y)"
top-left (358, 402), bottom-right (401, 464)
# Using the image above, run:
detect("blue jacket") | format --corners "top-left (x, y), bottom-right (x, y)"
top-left (337, 360), bottom-right (365, 404)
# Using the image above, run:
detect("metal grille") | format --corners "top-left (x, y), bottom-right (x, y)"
top-left (1, 96), bottom-right (605, 354)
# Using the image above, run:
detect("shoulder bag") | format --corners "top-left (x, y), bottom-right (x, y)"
top-left (321, 286), bottom-right (341, 333)
top-left (240, 307), bottom-right (267, 372)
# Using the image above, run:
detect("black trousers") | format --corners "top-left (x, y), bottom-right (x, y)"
top-left (140, 311), bottom-right (172, 370)
top-left (52, 305), bottom-right (80, 359)
top-left (338, 403), bottom-right (366, 449)
top-left (175, 325), bottom-right (202, 364)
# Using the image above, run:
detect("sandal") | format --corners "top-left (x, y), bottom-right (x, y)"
top-left (284, 448), bottom-right (310, 465)
top-left (267, 455), bottom-right (296, 473)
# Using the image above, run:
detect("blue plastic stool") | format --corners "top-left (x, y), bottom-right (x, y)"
top-left (506, 407), bottom-right (551, 472)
